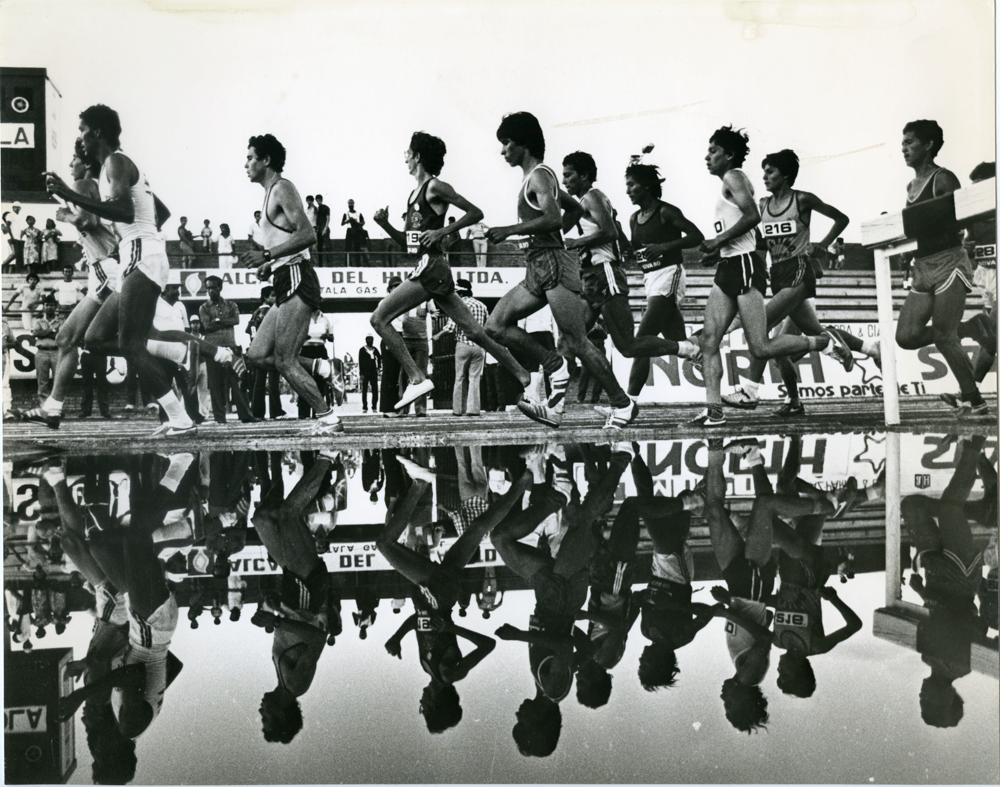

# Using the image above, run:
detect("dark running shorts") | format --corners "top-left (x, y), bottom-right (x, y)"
top-left (531, 568), bottom-right (589, 618)
top-left (714, 252), bottom-right (767, 299)
top-left (523, 248), bottom-right (582, 299)
top-left (274, 260), bottom-right (323, 311)
top-left (580, 261), bottom-right (630, 310)
top-left (409, 253), bottom-right (455, 300)
top-left (721, 548), bottom-right (776, 601)
top-left (770, 256), bottom-right (817, 298)
top-left (280, 563), bottom-right (330, 615)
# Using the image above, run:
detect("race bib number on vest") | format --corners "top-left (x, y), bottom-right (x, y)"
top-left (406, 231), bottom-right (422, 254)
top-left (761, 220), bottom-right (797, 238)
top-left (515, 239), bottom-right (530, 250)
top-left (416, 614), bottom-right (433, 632)
top-left (774, 610), bottom-right (809, 627)
top-left (976, 244), bottom-right (996, 265)
top-left (714, 221), bottom-right (724, 234)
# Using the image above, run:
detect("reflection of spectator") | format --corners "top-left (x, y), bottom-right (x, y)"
top-left (21, 215), bottom-right (42, 272)
top-left (315, 195), bottom-right (331, 262)
top-left (434, 278), bottom-right (486, 417)
top-left (217, 224), bottom-right (236, 269)
top-left (362, 449), bottom-right (385, 502)
top-left (177, 216), bottom-right (196, 269)
top-left (466, 222), bottom-right (488, 267)
top-left (32, 298), bottom-right (62, 405)
top-left (342, 199), bottom-right (366, 265)
top-left (358, 334), bottom-right (381, 413)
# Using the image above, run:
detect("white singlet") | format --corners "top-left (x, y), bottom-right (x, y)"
top-left (260, 178), bottom-right (311, 270)
top-left (575, 189), bottom-right (618, 266)
top-left (77, 216), bottom-right (121, 300)
top-left (714, 172), bottom-right (756, 257)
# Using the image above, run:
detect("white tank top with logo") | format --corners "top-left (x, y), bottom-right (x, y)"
top-left (98, 152), bottom-right (163, 251)
top-left (714, 171), bottom-right (756, 257)
top-left (574, 189), bottom-right (618, 266)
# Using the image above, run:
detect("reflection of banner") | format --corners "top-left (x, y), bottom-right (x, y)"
top-left (9, 474), bottom-right (129, 526)
top-left (176, 266), bottom-right (526, 301)
top-left (621, 323), bottom-right (996, 403)
top-left (899, 434), bottom-right (996, 496)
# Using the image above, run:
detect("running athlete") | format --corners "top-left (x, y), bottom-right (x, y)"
top-left (14, 142), bottom-right (119, 428)
top-left (370, 131), bottom-right (529, 410)
top-left (44, 105), bottom-right (197, 436)
top-left (485, 113), bottom-right (637, 429)
top-left (560, 152), bottom-right (701, 408)
top-left (895, 120), bottom-right (986, 417)
top-left (722, 149), bottom-right (879, 415)
top-left (621, 161), bottom-right (705, 399)
top-left (240, 134), bottom-right (343, 433)
top-left (694, 126), bottom-right (826, 427)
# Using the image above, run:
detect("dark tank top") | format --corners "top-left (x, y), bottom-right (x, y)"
top-left (405, 178), bottom-right (446, 255)
top-left (907, 168), bottom-right (962, 257)
top-left (632, 202), bottom-right (683, 272)
top-left (516, 164), bottom-right (563, 250)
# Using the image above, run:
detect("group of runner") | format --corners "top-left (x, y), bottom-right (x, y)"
top-left (8, 107), bottom-right (993, 434)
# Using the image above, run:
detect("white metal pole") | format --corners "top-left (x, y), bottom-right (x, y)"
top-left (884, 431), bottom-right (901, 607)
top-left (873, 246), bottom-right (900, 425)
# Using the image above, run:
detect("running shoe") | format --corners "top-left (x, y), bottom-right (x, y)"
top-left (150, 421), bottom-right (198, 437)
top-left (688, 407), bottom-right (726, 427)
top-left (775, 401), bottom-right (805, 418)
top-left (604, 399), bottom-right (639, 429)
top-left (956, 399), bottom-right (990, 418)
top-left (17, 407), bottom-right (61, 429)
top-left (395, 378), bottom-right (434, 410)
top-left (181, 341), bottom-right (200, 391)
top-left (397, 455), bottom-right (436, 482)
top-left (939, 393), bottom-right (960, 408)
top-left (824, 330), bottom-right (855, 373)
top-left (722, 387), bottom-right (758, 410)
top-left (309, 408), bottom-right (345, 434)
top-left (517, 398), bottom-right (563, 427)
top-left (547, 359), bottom-right (571, 409)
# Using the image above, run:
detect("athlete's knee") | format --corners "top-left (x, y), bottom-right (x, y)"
top-left (745, 336), bottom-right (773, 359)
top-left (56, 325), bottom-right (77, 351)
top-left (895, 324), bottom-right (922, 350)
top-left (369, 311), bottom-right (387, 333)
top-left (484, 319), bottom-right (505, 343)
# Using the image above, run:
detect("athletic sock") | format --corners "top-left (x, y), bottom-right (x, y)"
top-left (158, 391), bottom-right (190, 423)
top-left (43, 397), bottom-right (63, 415)
top-left (160, 453), bottom-right (195, 492)
top-left (43, 468), bottom-right (65, 487)
top-left (861, 339), bottom-right (877, 356)
top-left (742, 380), bottom-right (760, 399)
top-left (147, 339), bottom-right (188, 365)
top-left (314, 359), bottom-right (331, 378)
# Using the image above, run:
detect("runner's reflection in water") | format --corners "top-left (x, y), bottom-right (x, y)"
top-left (54, 454), bottom-right (190, 742)
top-left (252, 450), bottom-right (344, 744)
top-left (44, 456), bottom-right (137, 782)
top-left (491, 444), bottom-right (631, 756)
top-left (377, 451), bottom-right (531, 733)
top-left (903, 435), bottom-right (994, 728)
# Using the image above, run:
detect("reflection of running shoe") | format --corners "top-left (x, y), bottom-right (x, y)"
top-left (722, 387), bottom-right (758, 410)
top-left (151, 421), bottom-right (198, 437)
top-left (604, 399), bottom-right (639, 429)
top-left (775, 401), bottom-right (805, 418)
top-left (824, 329), bottom-right (854, 372)
top-left (610, 442), bottom-right (636, 460)
top-left (517, 399), bottom-right (563, 427)
top-left (397, 456), bottom-right (436, 482)
top-left (833, 477), bottom-right (858, 519)
top-left (688, 408), bottom-right (726, 427)
top-left (309, 408), bottom-right (344, 434)
top-left (677, 340), bottom-right (701, 361)
top-left (15, 408), bottom-right (60, 429)
top-left (395, 378), bottom-right (434, 410)
top-left (724, 438), bottom-right (759, 455)
top-left (318, 450), bottom-right (342, 463)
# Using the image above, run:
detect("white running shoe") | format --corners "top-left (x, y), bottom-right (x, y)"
top-left (548, 359), bottom-right (570, 408)
top-left (823, 329), bottom-right (854, 373)
top-left (722, 387), bottom-right (758, 410)
top-left (150, 421), bottom-right (197, 437)
top-left (398, 455), bottom-right (436, 483)
top-left (604, 399), bottom-right (639, 429)
top-left (309, 408), bottom-right (344, 434)
top-left (395, 378), bottom-right (434, 410)
top-left (517, 398), bottom-right (563, 427)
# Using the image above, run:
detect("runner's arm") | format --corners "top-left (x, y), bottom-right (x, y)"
top-left (799, 191), bottom-right (849, 251)
top-left (373, 206), bottom-right (406, 248)
top-left (450, 625), bottom-right (497, 679)
top-left (644, 204), bottom-right (704, 260)
top-left (385, 614), bottom-right (418, 658)
top-left (420, 180), bottom-right (484, 247)
top-left (564, 192), bottom-right (617, 251)
top-left (486, 170), bottom-right (564, 243)
top-left (45, 154), bottom-right (137, 224)
top-left (813, 586), bottom-right (862, 653)
top-left (240, 180), bottom-right (316, 270)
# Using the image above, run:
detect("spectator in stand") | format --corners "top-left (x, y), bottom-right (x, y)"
top-left (379, 276), bottom-right (404, 417)
top-left (2, 202), bottom-right (24, 270)
top-left (199, 276), bottom-right (243, 423)
top-left (398, 300), bottom-right (430, 417)
top-left (315, 194), bottom-right (331, 263)
top-left (54, 264), bottom-right (85, 316)
top-left (342, 199), bottom-right (365, 265)
top-left (305, 196), bottom-right (318, 236)
top-left (41, 219), bottom-right (62, 274)
top-left (78, 344), bottom-right (111, 420)
top-left (299, 310), bottom-right (339, 417)
top-left (32, 297), bottom-right (62, 406)
top-left (178, 216), bottom-right (197, 269)
top-left (247, 286), bottom-right (285, 419)
top-left (433, 278), bottom-right (487, 417)
top-left (441, 216), bottom-right (459, 267)
top-left (519, 305), bottom-right (557, 403)
top-left (21, 215), bottom-right (42, 273)
top-left (482, 352), bottom-right (502, 411)
top-left (8, 271), bottom-right (43, 331)
top-left (217, 223), bottom-right (236, 269)
top-left (248, 210), bottom-right (265, 250)
top-left (466, 221), bottom-right (488, 267)
top-left (2, 317), bottom-right (13, 414)
top-left (200, 220), bottom-right (213, 254)
top-left (358, 334), bottom-right (381, 413)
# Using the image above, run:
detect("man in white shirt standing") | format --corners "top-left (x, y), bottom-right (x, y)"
top-left (217, 223), bottom-right (236, 270)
